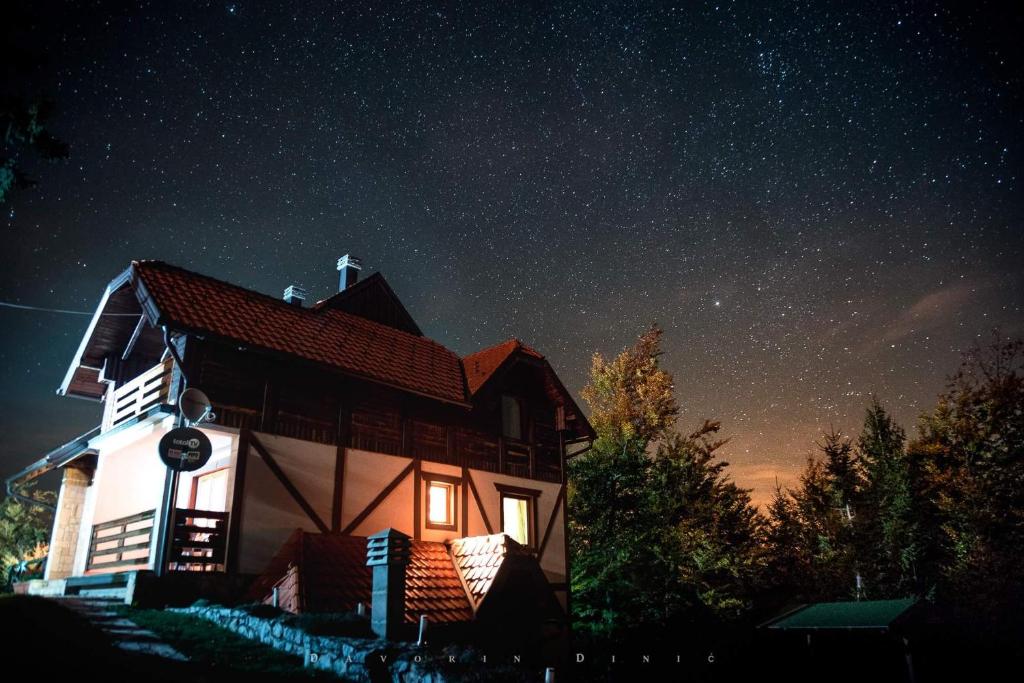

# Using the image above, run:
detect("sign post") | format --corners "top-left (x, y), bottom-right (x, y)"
top-left (154, 425), bottom-right (212, 575)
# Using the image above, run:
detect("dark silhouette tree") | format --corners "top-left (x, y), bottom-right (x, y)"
top-left (855, 399), bottom-right (919, 598)
top-left (1, 7), bottom-right (69, 204)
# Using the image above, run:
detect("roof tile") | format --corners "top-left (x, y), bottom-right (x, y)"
top-left (133, 261), bottom-right (468, 405)
top-left (250, 531), bottom-right (474, 624)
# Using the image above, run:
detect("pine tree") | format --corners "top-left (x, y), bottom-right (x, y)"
top-left (910, 336), bottom-right (1024, 624)
top-left (856, 399), bottom-right (918, 598)
top-left (1, 484), bottom-right (55, 589)
top-left (569, 325), bottom-right (762, 646)
top-left (763, 482), bottom-right (809, 598)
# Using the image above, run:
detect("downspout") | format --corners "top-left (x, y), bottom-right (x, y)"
top-left (162, 325), bottom-right (188, 391)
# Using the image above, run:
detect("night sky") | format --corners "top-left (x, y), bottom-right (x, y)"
top-left (2, 1), bottom-right (1021, 506)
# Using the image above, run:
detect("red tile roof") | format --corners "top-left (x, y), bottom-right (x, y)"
top-left (132, 261), bottom-right (469, 405)
top-left (249, 530), bottom-right (474, 624)
top-left (462, 339), bottom-right (544, 395)
top-left (449, 533), bottom-right (531, 609)
top-left (405, 540), bottom-right (475, 623)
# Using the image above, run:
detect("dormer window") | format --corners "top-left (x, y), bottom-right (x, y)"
top-left (501, 394), bottom-right (522, 440)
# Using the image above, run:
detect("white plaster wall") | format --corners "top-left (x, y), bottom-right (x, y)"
top-left (72, 417), bottom-right (235, 575)
top-left (340, 449), bottom-right (410, 526)
top-left (465, 470), bottom-right (566, 583)
top-left (236, 432), bottom-right (336, 575)
top-left (228, 434), bottom-right (569, 594)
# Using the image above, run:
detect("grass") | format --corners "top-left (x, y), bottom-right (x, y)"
top-left (115, 605), bottom-right (341, 680)
top-left (1, 594), bottom-right (113, 674)
top-left (0, 596), bottom-right (343, 681)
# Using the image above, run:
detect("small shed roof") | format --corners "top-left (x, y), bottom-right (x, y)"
top-left (763, 598), bottom-right (919, 631)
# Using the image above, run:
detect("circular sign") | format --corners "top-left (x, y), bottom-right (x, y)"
top-left (158, 427), bottom-right (213, 472)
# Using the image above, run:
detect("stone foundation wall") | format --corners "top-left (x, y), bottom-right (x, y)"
top-left (171, 605), bottom-right (446, 682)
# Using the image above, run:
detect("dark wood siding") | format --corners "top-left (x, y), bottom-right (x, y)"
top-left (187, 338), bottom-right (565, 482)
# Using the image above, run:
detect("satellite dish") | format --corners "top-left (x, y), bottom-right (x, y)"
top-left (178, 388), bottom-right (213, 425)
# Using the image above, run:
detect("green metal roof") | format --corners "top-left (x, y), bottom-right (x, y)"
top-left (764, 598), bottom-right (918, 630)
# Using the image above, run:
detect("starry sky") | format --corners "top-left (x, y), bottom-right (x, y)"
top-left (2, 1), bottom-right (1021, 506)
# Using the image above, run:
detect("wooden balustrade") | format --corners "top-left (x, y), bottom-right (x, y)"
top-left (104, 358), bottom-right (173, 431)
top-left (86, 509), bottom-right (155, 571)
top-left (168, 508), bottom-right (229, 572)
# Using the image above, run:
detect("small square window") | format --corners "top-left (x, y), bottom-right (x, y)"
top-left (425, 476), bottom-right (459, 531)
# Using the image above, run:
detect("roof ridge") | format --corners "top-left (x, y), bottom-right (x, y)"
top-left (463, 337), bottom-right (545, 361)
top-left (134, 259), bottom-right (460, 356)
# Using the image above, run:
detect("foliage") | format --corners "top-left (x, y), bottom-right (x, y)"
top-left (569, 325), bottom-right (762, 646)
top-left (579, 324), bottom-right (679, 449)
top-left (238, 601), bottom-right (286, 618)
top-left (765, 335), bottom-right (1024, 633)
top-left (0, 485), bottom-right (55, 590)
top-left (856, 399), bottom-right (919, 597)
top-left (909, 336), bottom-right (1024, 620)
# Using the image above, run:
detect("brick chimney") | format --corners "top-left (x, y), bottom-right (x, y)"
top-left (366, 528), bottom-right (410, 639)
top-left (337, 254), bottom-right (362, 291)
top-left (282, 285), bottom-right (307, 307)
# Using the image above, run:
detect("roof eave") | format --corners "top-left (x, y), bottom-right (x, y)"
top-left (4, 425), bottom-right (101, 490)
top-left (57, 266), bottom-right (134, 400)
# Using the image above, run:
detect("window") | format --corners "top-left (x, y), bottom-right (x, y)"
top-left (502, 495), bottom-right (530, 545)
top-left (496, 483), bottom-right (540, 548)
top-left (501, 394), bottom-right (522, 440)
top-left (191, 469), bottom-right (228, 517)
top-left (424, 475), bottom-right (459, 531)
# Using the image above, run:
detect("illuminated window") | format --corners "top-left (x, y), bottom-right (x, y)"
top-left (502, 495), bottom-right (530, 545)
top-left (425, 476), bottom-right (459, 531)
top-left (501, 394), bottom-right (522, 440)
top-left (192, 469), bottom-right (228, 518)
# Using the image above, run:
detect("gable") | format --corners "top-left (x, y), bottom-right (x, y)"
top-left (462, 339), bottom-right (595, 440)
top-left (313, 272), bottom-right (423, 336)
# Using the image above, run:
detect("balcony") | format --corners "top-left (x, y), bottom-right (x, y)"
top-left (102, 358), bottom-right (174, 431)
top-left (85, 507), bottom-right (229, 574)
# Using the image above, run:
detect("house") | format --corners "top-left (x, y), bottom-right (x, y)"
top-left (7, 256), bottom-right (593, 630)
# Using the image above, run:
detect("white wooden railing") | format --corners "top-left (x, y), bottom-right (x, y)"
top-left (102, 358), bottom-right (173, 431)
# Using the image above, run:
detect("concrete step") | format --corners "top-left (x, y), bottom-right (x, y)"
top-left (78, 587), bottom-right (128, 600)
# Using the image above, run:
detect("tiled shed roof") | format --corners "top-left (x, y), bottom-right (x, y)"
top-left (250, 530), bottom-right (474, 624)
top-left (449, 533), bottom-right (531, 609)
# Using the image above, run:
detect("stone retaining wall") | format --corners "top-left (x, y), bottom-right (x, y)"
top-left (170, 605), bottom-right (445, 682)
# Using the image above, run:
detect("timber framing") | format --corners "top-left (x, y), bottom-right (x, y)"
top-left (341, 460), bottom-right (416, 535)
top-left (537, 485), bottom-right (566, 561)
top-left (466, 472), bottom-right (494, 534)
top-left (248, 432), bottom-right (330, 534)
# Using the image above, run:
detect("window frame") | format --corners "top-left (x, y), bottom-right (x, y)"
top-left (495, 482), bottom-right (541, 549)
top-left (424, 473), bottom-right (461, 532)
top-left (189, 467), bottom-right (229, 511)
top-left (501, 393), bottom-right (524, 440)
